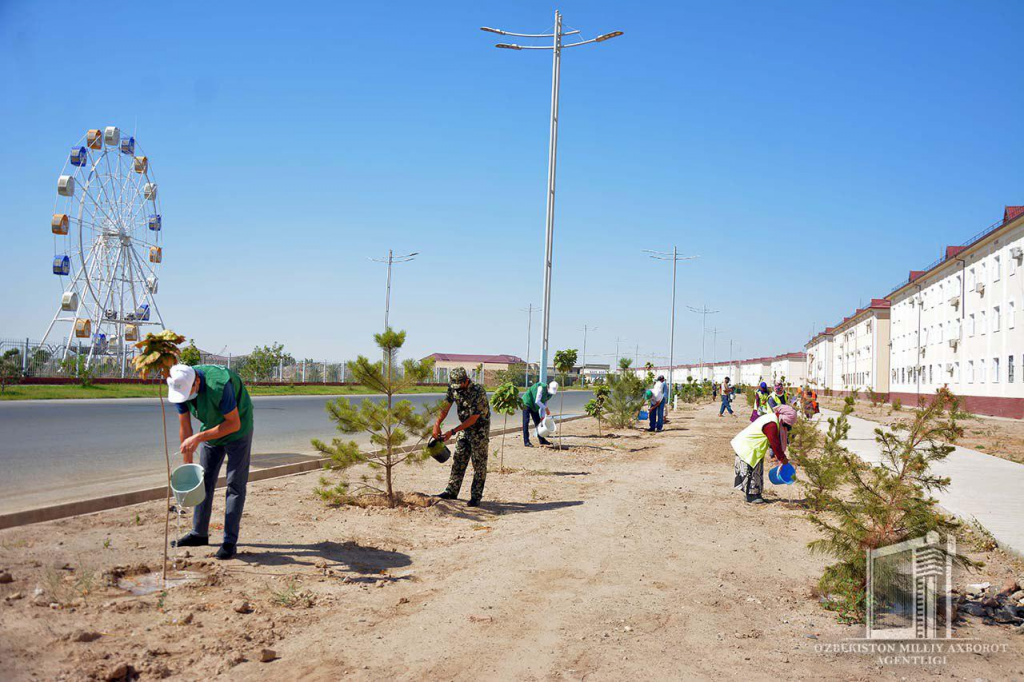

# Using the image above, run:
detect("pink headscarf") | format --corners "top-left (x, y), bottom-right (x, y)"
top-left (774, 404), bottom-right (797, 427)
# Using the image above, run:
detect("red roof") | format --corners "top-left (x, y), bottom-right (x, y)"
top-left (1005, 206), bottom-right (1024, 223)
top-left (426, 353), bottom-right (524, 364)
top-left (869, 298), bottom-right (891, 309)
top-left (945, 245), bottom-right (967, 260)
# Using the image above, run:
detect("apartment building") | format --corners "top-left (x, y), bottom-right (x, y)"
top-left (829, 299), bottom-right (891, 394)
top-left (888, 206), bottom-right (1024, 417)
top-left (805, 329), bottom-right (835, 390)
top-left (770, 353), bottom-right (807, 385)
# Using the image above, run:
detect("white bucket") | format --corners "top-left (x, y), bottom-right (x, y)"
top-left (170, 463), bottom-right (206, 508)
top-left (536, 416), bottom-right (557, 439)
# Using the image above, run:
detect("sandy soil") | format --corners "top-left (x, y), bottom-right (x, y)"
top-left (819, 395), bottom-right (1024, 464)
top-left (1, 405), bottom-right (1022, 681)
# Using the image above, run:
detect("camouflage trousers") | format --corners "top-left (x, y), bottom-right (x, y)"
top-left (445, 429), bottom-right (490, 500)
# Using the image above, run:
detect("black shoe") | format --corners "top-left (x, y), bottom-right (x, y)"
top-left (538, 438), bottom-right (552, 446)
top-left (215, 543), bottom-right (237, 560)
top-left (172, 533), bottom-right (209, 548)
top-left (745, 494), bottom-right (766, 505)
top-left (467, 498), bottom-right (481, 507)
top-left (437, 491), bottom-right (456, 500)
top-left (524, 442), bottom-right (533, 447)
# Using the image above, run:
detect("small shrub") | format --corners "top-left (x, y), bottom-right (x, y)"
top-left (892, 398), bottom-right (902, 412)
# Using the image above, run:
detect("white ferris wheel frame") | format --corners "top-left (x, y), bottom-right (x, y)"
top-left (40, 127), bottom-right (167, 371)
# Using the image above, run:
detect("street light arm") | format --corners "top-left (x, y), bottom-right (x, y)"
top-left (481, 27), bottom-right (580, 37)
top-left (563, 31), bottom-right (624, 48)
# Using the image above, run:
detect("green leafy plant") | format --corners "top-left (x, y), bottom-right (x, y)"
top-left (312, 329), bottom-right (438, 508)
top-left (493, 363), bottom-right (528, 388)
top-left (60, 354), bottom-right (95, 387)
top-left (490, 382), bottom-right (521, 473)
top-left (553, 348), bottom-right (578, 448)
top-left (132, 330), bottom-right (185, 582)
top-left (0, 349), bottom-right (22, 395)
top-left (892, 398), bottom-right (902, 412)
top-left (803, 389), bottom-right (980, 622)
top-left (238, 342), bottom-right (293, 382)
top-left (179, 339), bottom-right (201, 366)
top-left (584, 384), bottom-right (611, 436)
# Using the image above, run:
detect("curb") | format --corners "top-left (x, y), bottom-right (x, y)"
top-left (0, 414), bottom-right (590, 531)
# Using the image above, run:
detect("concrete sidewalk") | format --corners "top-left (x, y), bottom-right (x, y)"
top-left (817, 409), bottom-right (1024, 558)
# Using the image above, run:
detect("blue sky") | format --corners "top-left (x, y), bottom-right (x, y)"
top-left (2, 0), bottom-right (1022, 368)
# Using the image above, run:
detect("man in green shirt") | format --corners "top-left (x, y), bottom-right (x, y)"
top-left (521, 380), bottom-right (557, 446)
top-left (165, 363), bottom-right (254, 560)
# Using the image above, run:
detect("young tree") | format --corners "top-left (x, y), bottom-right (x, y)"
top-left (131, 330), bottom-right (185, 582)
top-left (788, 399), bottom-right (850, 512)
top-left (238, 342), bottom-right (293, 382)
top-left (605, 371), bottom-right (646, 429)
top-left (490, 382), bottom-right (521, 473)
top-left (493, 363), bottom-right (527, 388)
top-left (584, 383), bottom-right (611, 436)
top-left (618, 357), bottom-right (633, 373)
top-left (60, 354), bottom-right (96, 388)
top-left (0, 349), bottom-right (22, 395)
top-left (179, 339), bottom-right (201, 366)
top-left (803, 389), bottom-right (979, 622)
top-left (553, 348), bottom-right (578, 448)
top-left (312, 329), bottom-right (438, 508)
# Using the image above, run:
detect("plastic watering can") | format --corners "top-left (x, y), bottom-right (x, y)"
top-left (536, 416), bottom-right (557, 439)
top-left (170, 463), bottom-right (206, 507)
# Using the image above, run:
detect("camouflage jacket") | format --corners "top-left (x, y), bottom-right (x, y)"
top-left (445, 382), bottom-right (491, 434)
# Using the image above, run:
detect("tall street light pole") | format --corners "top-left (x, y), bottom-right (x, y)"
top-left (370, 249), bottom-right (418, 331)
top-left (644, 247), bottom-right (698, 405)
top-left (482, 14), bottom-right (623, 386)
top-left (687, 304), bottom-right (719, 383)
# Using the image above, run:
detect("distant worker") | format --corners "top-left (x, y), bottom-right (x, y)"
top-left (521, 379), bottom-right (557, 447)
top-left (803, 387), bottom-right (819, 418)
top-left (433, 367), bottom-right (491, 507)
top-left (719, 377), bottom-right (735, 417)
top-left (752, 381), bottom-right (772, 421)
top-left (648, 375), bottom-right (666, 432)
top-left (166, 363), bottom-right (254, 560)
top-left (731, 404), bottom-right (796, 504)
top-left (768, 381), bottom-right (788, 409)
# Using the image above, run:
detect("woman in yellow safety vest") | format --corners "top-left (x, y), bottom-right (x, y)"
top-left (752, 381), bottom-right (773, 421)
top-left (732, 404), bottom-right (797, 504)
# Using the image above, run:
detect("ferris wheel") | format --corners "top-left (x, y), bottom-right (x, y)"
top-left (40, 126), bottom-right (166, 370)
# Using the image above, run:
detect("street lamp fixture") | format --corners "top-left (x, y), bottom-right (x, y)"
top-left (481, 11), bottom-right (622, 386)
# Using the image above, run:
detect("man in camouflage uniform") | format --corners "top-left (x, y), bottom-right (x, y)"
top-left (433, 367), bottom-right (491, 506)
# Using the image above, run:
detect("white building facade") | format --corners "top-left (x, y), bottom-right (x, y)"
top-left (805, 330), bottom-right (834, 390)
top-left (888, 206), bottom-right (1024, 417)
top-left (830, 299), bottom-right (891, 395)
top-left (770, 353), bottom-right (807, 386)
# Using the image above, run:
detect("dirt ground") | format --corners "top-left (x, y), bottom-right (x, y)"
top-left (1, 405), bottom-right (1023, 681)
top-left (819, 395), bottom-right (1024, 464)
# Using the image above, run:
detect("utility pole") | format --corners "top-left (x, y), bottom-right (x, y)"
top-left (644, 247), bottom-right (698, 405)
top-left (687, 305), bottom-right (720, 383)
top-left (370, 249), bottom-right (418, 332)
top-left (482, 14), bottom-right (623, 386)
top-left (581, 324), bottom-right (597, 387)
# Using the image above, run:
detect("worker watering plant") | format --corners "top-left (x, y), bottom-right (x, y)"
top-left (433, 367), bottom-right (491, 507)
top-left (731, 404), bottom-right (797, 504)
top-left (166, 363), bottom-right (254, 560)
top-left (521, 380), bottom-right (557, 447)
top-left (648, 375), bottom-right (667, 432)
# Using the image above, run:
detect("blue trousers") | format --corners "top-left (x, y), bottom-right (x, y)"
top-left (648, 401), bottom-right (665, 431)
top-left (720, 395), bottom-right (734, 415)
top-left (522, 407), bottom-right (548, 444)
top-left (192, 430), bottom-right (253, 545)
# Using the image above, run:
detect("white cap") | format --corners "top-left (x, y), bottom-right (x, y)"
top-left (166, 364), bottom-right (197, 404)
top-left (548, 381), bottom-right (559, 395)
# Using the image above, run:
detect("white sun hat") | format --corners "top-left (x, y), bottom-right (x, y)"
top-left (548, 381), bottom-right (559, 395)
top-left (166, 364), bottom-right (197, 404)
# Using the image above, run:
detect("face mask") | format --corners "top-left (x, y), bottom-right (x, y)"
top-left (186, 390), bottom-right (199, 401)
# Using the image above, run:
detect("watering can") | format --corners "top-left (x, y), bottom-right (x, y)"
top-left (536, 416), bottom-right (557, 439)
top-left (425, 437), bottom-right (451, 464)
top-left (170, 463), bottom-right (206, 507)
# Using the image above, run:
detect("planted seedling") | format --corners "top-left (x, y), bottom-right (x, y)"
top-left (490, 382), bottom-right (521, 473)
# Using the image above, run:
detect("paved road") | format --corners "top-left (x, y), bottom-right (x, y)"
top-left (818, 409), bottom-right (1024, 558)
top-left (0, 390), bottom-right (593, 513)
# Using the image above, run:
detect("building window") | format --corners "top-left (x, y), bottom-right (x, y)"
top-left (1012, 251), bottom-right (1018, 276)
top-left (993, 306), bottom-right (1001, 332)
top-left (980, 310), bottom-right (987, 335)
top-left (993, 357), bottom-right (1000, 384)
top-left (1010, 356), bottom-right (1015, 384)
top-left (968, 361), bottom-right (974, 384)
top-left (969, 314), bottom-right (976, 336)
top-left (929, 364), bottom-right (933, 384)
top-left (954, 362), bottom-right (960, 383)
top-left (1009, 301), bottom-right (1016, 329)
top-left (938, 322), bottom-right (944, 342)
top-left (994, 255), bottom-right (1001, 282)
top-left (968, 268), bottom-right (976, 290)
top-left (979, 359), bottom-right (986, 384)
